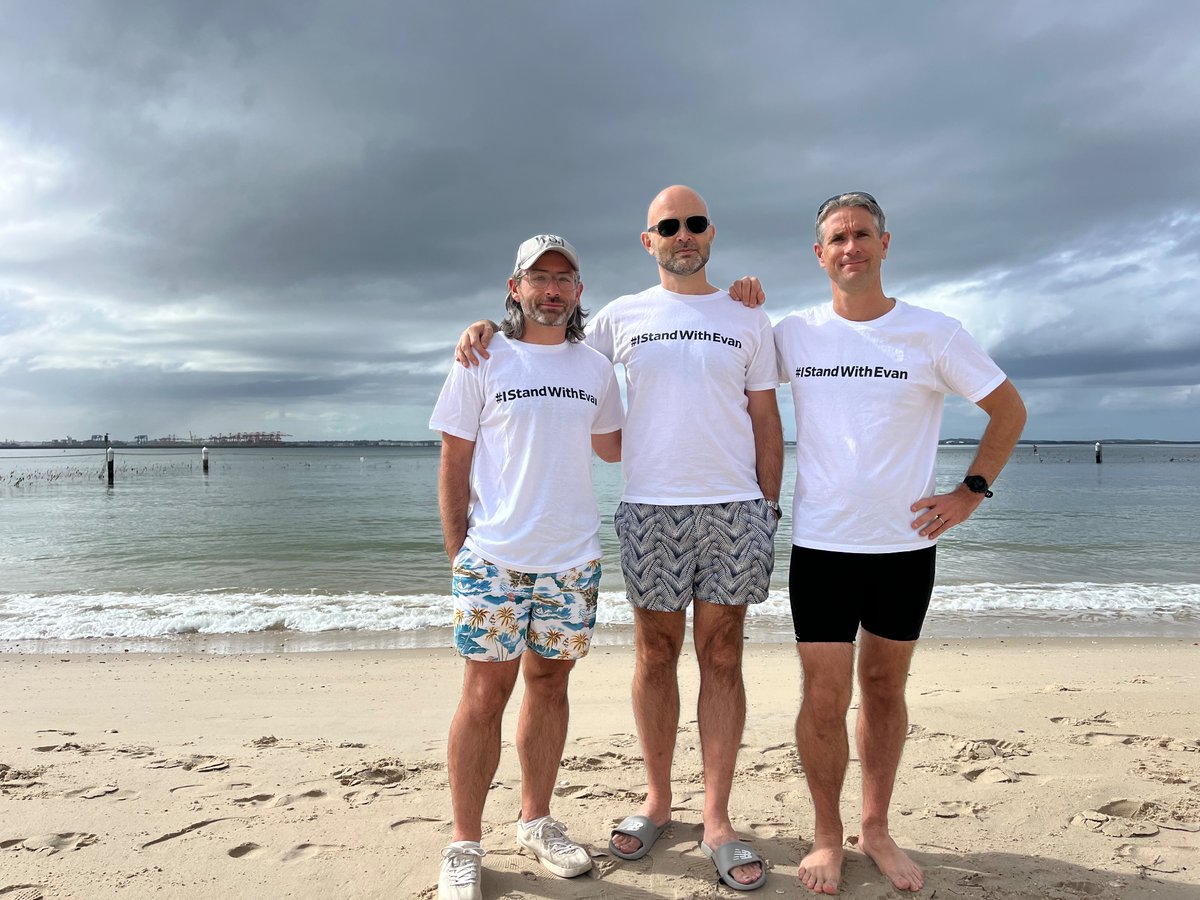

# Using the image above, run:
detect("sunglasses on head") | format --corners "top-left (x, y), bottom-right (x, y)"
top-left (647, 215), bottom-right (710, 237)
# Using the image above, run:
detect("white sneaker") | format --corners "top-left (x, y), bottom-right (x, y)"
top-left (515, 816), bottom-right (592, 878)
top-left (438, 841), bottom-right (485, 900)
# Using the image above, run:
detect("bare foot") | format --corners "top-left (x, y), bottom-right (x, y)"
top-left (859, 829), bottom-right (923, 892)
top-left (797, 838), bottom-right (842, 894)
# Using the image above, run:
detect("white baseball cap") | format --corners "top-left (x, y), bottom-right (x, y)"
top-left (512, 234), bottom-right (581, 275)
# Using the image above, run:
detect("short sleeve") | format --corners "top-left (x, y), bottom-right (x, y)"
top-left (773, 320), bottom-right (791, 385)
top-left (592, 365), bottom-right (624, 434)
top-left (584, 306), bottom-right (616, 362)
top-left (429, 362), bottom-right (486, 440)
top-left (745, 310), bottom-right (779, 391)
top-left (935, 326), bottom-right (1006, 403)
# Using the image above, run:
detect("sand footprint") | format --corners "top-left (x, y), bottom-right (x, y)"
top-left (74, 784), bottom-right (118, 799)
top-left (913, 760), bottom-right (960, 777)
top-left (32, 742), bottom-right (89, 753)
top-left (232, 793), bottom-right (275, 806)
top-left (1114, 842), bottom-right (1185, 874)
top-left (65, 784), bottom-right (139, 801)
top-left (954, 738), bottom-right (1031, 761)
top-left (114, 745), bottom-right (157, 759)
top-left (1130, 760), bottom-right (1191, 785)
top-left (560, 751), bottom-right (632, 771)
top-left (388, 817), bottom-right (454, 851)
top-left (272, 789), bottom-right (326, 807)
top-left (574, 731), bottom-right (639, 751)
top-left (745, 820), bottom-right (787, 840)
top-left (1071, 800), bottom-right (1161, 837)
top-left (281, 842), bottom-right (343, 863)
top-left (5, 833), bottom-right (98, 855)
top-left (334, 761), bottom-right (410, 786)
top-left (227, 842), bottom-right (263, 859)
top-left (961, 766), bottom-right (1022, 783)
top-left (0, 887), bottom-right (48, 900)
top-left (1070, 732), bottom-right (1200, 752)
top-left (772, 786), bottom-right (809, 807)
top-left (147, 755), bottom-right (230, 772)
top-left (343, 788), bottom-right (383, 806)
top-left (0, 764), bottom-right (43, 788)
top-left (919, 800), bottom-right (986, 819)
top-left (1050, 711), bottom-right (1112, 726)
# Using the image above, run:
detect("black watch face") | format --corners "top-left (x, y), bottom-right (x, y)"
top-left (964, 475), bottom-right (989, 493)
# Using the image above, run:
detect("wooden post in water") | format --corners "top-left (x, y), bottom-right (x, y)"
top-left (202, 446), bottom-right (210, 475)
top-left (1095, 441), bottom-right (1103, 464)
top-left (106, 447), bottom-right (115, 486)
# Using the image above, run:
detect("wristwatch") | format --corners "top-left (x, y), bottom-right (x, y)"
top-left (764, 499), bottom-right (782, 519)
top-left (962, 475), bottom-right (994, 498)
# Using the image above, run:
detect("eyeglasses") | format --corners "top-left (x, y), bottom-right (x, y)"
top-left (815, 191), bottom-right (879, 221)
top-left (520, 270), bottom-right (578, 290)
top-left (647, 215), bottom-right (710, 237)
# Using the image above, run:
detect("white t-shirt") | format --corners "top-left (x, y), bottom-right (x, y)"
top-left (429, 334), bottom-right (624, 572)
top-left (774, 300), bottom-right (1006, 553)
top-left (587, 286), bottom-right (777, 505)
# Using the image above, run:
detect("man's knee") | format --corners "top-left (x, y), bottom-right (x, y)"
top-left (801, 676), bottom-right (853, 723)
top-left (798, 646), bottom-right (855, 721)
top-left (696, 633), bottom-right (743, 682)
top-left (522, 657), bottom-right (573, 700)
top-left (857, 661), bottom-right (909, 703)
top-left (857, 637), bottom-right (915, 701)
top-left (635, 616), bottom-right (684, 670)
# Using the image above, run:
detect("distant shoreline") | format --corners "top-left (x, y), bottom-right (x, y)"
top-left (3, 438), bottom-right (1198, 451)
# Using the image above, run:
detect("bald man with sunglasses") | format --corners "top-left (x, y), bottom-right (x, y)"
top-left (456, 186), bottom-right (783, 891)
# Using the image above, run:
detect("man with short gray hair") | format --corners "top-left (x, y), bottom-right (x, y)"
top-left (773, 191), bottom-right (1027, 894)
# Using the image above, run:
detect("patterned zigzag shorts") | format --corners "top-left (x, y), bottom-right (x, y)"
top-left (451, 549), bottom-right (600, 662)
top-left (613, 499), bottom-right (777, 612)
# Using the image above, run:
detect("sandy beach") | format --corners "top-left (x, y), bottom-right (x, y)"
top-left (2, 638), bottom-right (1198, 899)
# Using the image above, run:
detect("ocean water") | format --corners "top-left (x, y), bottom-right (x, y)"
top-left (1, 443), bottom-right (1198, 651)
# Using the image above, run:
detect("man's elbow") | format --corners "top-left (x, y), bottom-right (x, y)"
top-left (986, 382), bottom-right (1028, 436)
top-left (592, 432), bottom-right (621, 463)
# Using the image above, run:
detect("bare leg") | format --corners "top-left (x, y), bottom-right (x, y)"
top-left (856, 631), bottom-right (923, 892)
top-left (609, 607), bottom-right (684, 857)
top-left (795, 642), bottom-right (855, 895)
top-left (516, 653), bottom-right (575, 821)
top-left (692, 600), bottom-right (761, 886)
top-left (448, 658), bottom-right (521, 842)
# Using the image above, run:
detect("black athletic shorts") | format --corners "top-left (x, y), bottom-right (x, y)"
top-left (789, 544), bottom-right (937, 643)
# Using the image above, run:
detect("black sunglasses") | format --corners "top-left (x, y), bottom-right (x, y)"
top-left (647, 215), bottom-right (710, 237)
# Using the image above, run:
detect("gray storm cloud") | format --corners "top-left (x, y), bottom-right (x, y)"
top-left (1, 0), bottom-right (1197, 441)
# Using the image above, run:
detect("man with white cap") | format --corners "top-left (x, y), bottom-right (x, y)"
top-left (431, 234), bottom-right (623, 899)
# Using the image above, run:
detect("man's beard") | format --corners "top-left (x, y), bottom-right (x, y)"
top-left (523, 301), bottom-right (573, 327)
top-left (657, 244), bottom-right (709, 276)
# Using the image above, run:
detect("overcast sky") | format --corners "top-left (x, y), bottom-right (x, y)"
top-left (2, 1), bottom-right (1198, 443)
